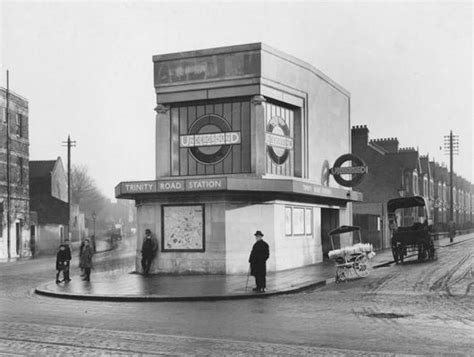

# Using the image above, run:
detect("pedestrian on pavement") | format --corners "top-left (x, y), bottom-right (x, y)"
top-left (55, 244), bottom-right (69, 284)
top-left (63, 239), bottom-right (72, 282)
top-left (249, 230), bottom-right (269, 292)
top-left (79, 239), bottom-right (86, 277)
top-left (141, 229), bottom-right (158, 276)
top-left (79, 239), bottom-right (94, 281)
top-left (449, 221), bottom-right (456, 243)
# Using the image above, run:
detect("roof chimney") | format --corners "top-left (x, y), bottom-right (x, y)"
top-left (370, 137), bottom-right (399, 153)
top-left (352, 125), bottom-right (369, 149)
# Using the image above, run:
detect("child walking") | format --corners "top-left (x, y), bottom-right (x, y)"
top-left (55, 244), bottom-right (69, 284)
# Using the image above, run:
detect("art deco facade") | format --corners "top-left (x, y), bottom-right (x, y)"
top-left (116, 43), bottom-right (362, 274)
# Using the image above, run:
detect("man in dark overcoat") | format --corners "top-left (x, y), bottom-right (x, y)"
top-left (63, 239), bottom-right (72, 282)
top-left (249, 230), bottom-right (269, 292)
top-left (79, 239), bottom-right (94, 281)
top-left (141, 229), bottom-right (158, 276)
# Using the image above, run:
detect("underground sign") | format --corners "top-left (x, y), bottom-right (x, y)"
top-left (330, 154), bottom-right (368, 187)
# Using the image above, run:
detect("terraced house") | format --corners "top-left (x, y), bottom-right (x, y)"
top-left (0, 88), bottom-right (31, 260)
top-left (352, 125), bottom-right (473, 250)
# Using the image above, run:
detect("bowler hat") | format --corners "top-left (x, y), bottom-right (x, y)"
top-left (254, 230), bottom-right (264, 237)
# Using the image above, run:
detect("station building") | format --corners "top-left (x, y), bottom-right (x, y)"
top-left (115, 43), bottom-right (363, 274)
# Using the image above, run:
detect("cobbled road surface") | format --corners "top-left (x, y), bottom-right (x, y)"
top-left (0, 236), bottom-right (473, 356)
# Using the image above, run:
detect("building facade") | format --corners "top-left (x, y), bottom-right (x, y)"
top-left (116, 43), bottom-right (363, 274)
top-left (29, 158), bottom-right (69, 255)
top-left (352, 125), bottom-right (473, 248)
top-left (0, 88), bottom-right (31, 260)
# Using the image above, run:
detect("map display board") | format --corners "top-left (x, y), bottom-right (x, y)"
top-left (162, 205), bottom-right (205, 252)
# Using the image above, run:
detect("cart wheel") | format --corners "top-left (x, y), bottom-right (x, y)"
top-left (392, 248), bottom-right (398, 264)
top-left (428, 243), bottom-right (436, 260)
top-left (399, 249), bottom-right (404, 264)
top-left (418, 243), bottom-right (428, 261)
top-left (336, 269), bottom-right (346, 283)
top-left (353, 255), bottom-right (369, 277)
top-left (392, 247), bottom-right (402, 264)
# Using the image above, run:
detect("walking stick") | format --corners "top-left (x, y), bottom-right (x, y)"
top-left (245, 265), bottom-right (250, 291)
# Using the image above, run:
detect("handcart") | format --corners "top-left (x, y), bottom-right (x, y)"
top-left (328, 225), bottom-right (376, 283)
top-left (387, 196), bottom-right (436, 264)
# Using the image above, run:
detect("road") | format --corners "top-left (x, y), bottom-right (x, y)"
top-left (0, 235), bottom-right (472, 356)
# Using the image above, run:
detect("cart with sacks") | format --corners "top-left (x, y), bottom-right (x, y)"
top-left (328, 225), bottom-right (376, 283)
top-left (387, 196), bottom-right (436, 264)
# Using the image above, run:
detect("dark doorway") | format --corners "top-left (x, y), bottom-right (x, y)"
top-left (16, 221), bottom-right (22, 256)
top-left (30, 225), bottom-right (36, 256)
top-left (321, 208), bottom-right (339, 259)
top-left (353, 214), bottom-right (382, 250)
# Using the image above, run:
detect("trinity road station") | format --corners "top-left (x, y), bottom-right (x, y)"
top-left (115, 43), bottom-right (364, 275)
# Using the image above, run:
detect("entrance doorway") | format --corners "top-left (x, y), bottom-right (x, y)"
top-left (30, 225), bottom-right (36, 256)
top-left (321, 208), bottom-right (339, 259)
top-left (16, 221), bottom-right (22, 256)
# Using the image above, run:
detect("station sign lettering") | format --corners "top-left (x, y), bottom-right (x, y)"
top-left (180, 132), bottom-right (241, 147)
top-left (266, 116), bottom-right (293, 165)
top-left (186, 178), bottom-right (226, 190)
top-left (119, 178), bottom-right (227, 194)
top-left (182, 114), bottom-right (240, 164)
top-left (123, 182), bottom-right (156, 193)
top-left (157, 180), bottom-right (185, 192)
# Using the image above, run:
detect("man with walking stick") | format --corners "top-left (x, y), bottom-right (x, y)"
top-left (249, 230), bottom-right (269, 292)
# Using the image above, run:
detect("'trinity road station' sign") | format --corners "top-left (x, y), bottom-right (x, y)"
top-left (118, 177), bottom-right (227, 195)
top-left (330, 154), bottom-right (368, 187)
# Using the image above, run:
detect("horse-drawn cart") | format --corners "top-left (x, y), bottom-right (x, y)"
top-left (328, 225), bottom-right (376, 283)
top-left (387, 196), bottom-right (436, 264)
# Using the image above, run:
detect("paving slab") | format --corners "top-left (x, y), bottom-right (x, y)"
top-left (35, 235), bottom-right (470, 302)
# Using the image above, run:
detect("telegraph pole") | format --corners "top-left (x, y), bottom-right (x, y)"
top-left (62, 135), bottom-right (76, 242)
top-left (5, 71), bottom-right (11, 259)
top-left (444, 130), bottom-right (459, 242)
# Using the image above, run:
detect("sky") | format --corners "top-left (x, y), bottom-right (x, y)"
top-left (1, 1), bottom-right (472, 199)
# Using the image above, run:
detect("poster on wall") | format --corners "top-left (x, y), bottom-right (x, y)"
top-left (292, 207), bottom-right (305, 235)
top-left (285, 207), bottom-right (292, 235)
top-left (162, 204), bottom-right (205, 251)
top-left (305, 208), bottom-right (313, 235)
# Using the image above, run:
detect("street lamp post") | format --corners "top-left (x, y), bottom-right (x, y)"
top-left (92, 211), bottom-right (96, 252)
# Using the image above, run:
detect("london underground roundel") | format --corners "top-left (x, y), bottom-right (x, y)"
top-left (180, 114), bottom-right (241, 164)
top-left (265, 117), bottom-right (293, 165)
top-left (330, 153), bottom-right (368, 187)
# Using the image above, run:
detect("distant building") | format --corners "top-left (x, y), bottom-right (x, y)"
top-left (352, 125), bottom-right (473, 248)
top-left (0, 88), bottom-right (31, 260)
top-left (29, 158), bottom-right (69, 255)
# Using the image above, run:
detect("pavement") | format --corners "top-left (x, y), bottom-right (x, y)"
top-left (35, 235), bottom-right (470, 302)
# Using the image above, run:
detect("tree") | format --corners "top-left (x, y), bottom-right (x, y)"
top-left (71, 164), bottom-right (106, 217)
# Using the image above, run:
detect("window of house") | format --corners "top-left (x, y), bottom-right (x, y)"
top-left (18, 157), bottom-right (24, 184)
top-left (413, 173), bottom-right (418, 195)
top-left (0, 202), bottom-right (3, 237)
top-left (16, 113), bottom-right (23, 137)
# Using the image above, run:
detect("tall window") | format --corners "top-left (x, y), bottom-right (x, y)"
top-left (1, 107), bottom-right (5, 124)
top-left (18, 157), bottom-right (24, 184)
top-left (413, 172), bottom-right (418, 195)
top-left (16, 114), bottom-right (23, 137)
